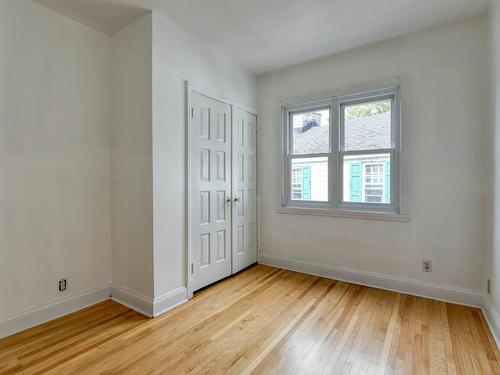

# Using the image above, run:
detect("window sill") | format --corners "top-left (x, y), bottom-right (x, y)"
top-left (277, 206), bottom-right (409, 222)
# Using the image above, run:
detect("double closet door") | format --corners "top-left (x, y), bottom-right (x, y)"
top-left (190, 91), bottom-right (257, 292)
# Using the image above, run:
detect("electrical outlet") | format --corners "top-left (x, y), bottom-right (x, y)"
top-left (487, 278), bottom-right (491, 295)
top-left (58, 279), bottom-right (67, 292)
top-left (422, 259), bottom-right (432, 272)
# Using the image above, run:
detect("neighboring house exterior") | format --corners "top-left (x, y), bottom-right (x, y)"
top-left (292, 112), bottom-right (391, 203)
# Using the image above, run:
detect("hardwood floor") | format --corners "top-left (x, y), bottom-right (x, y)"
top-left (1, 265), bottom-right (499, 374)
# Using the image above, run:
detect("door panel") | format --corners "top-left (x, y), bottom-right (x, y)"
top-left (232, 108), bottom-right (258, 273)
top-left (191, 92), bottom-right (232, 291)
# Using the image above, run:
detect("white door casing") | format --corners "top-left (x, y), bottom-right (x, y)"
top-left (232, 107), bottom-right (258, 273)
top-left (190, 92), bottom-right (232, 291)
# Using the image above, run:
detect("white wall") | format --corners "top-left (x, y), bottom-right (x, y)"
top-left (485, 0), bottom-right (500, 336)
top-left (111, 14), bottom-right (154, 298)
top-left (257, 17), bottom-right (489, 294)
top-left (151, 12), bottom-right (257, 298)
top-left (0, 0), bottom-right (111, 318)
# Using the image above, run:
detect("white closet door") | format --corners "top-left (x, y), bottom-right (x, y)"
top-left (191, 92), bottom-right (232, 291)
top-left (232, 107), bottom-right (258, 273)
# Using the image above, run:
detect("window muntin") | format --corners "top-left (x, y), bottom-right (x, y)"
top-left (283, 87), bottom-right (400, 214)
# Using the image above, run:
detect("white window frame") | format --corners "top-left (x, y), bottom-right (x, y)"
top-left (281, 86), bottom-right (405, 220)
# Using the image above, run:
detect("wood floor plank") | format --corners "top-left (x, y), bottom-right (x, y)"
top-left (0, 265), bottom-right (498, 375)
top-left (428, 300), bottom-right (450, 375)
top-left (375, 292), bottom-right (402, 374)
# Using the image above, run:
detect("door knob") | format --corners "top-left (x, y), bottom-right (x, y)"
top-left (233, 197), bottom-right (240, 203)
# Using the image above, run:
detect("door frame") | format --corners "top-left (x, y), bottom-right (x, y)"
top-left (186, 81), bottom-right (258, 299)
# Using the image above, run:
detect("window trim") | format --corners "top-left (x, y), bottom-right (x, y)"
top-left (281, 85), bottom-right (404, 218)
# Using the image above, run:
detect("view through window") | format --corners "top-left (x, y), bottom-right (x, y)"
top-left (284, 87), bottom-right (398, 212)
top-left (289, 108), bottom-right (329, 202)
top-left (342, 99), bottom-right (391, 204)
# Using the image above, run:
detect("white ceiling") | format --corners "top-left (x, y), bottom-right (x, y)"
top-left (36, 0), bottom-right (490, 73)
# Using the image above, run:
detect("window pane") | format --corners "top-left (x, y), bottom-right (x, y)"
top-left (343, 99), bottom-right (392, 151)
top-left (290, 157), bottom-right (328, 202)
top-left (292, 108), bottom-right (330, 155)
top-left (342, 153), bottom-right (391, 204)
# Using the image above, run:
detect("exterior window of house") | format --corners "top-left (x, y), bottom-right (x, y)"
top-left (282, 86), bottom-right (401, 216)
top-left (291, 166), bottom-right (303, 200)
top-left (364, 163), bottom-right (385, 203)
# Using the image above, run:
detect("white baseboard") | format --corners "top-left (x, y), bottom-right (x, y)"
top-left (1, 282), bottom-right (188, 339)
top-left (1, 262), bottom-right (493, 350)
top-left (153, 287), bottom-right (188, 317)
top-left (0, 283), bottom-right (111, 339)
top-left (110, 285), bottom-right (188, 318)
top-left (482, 297), bottom-right (500, 349)
top-left (259, 252), bottom-right (482, 307)
top-left (110, 284), bottom-right (153, 317)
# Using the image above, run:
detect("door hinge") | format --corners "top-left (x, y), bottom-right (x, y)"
top-left (191, 107), bottom-right (194, 118)
top-left (191, 262), bottom-right (194, 274)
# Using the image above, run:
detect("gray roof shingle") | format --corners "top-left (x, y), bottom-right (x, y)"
top-left (294, 112), bottom-right (391, 154)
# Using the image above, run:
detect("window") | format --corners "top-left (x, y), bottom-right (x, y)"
top-left (282, 86), bottom-right (401, 215)
top-left (287, 108), bottom-right (330, 203)
top-left (363, 163), bottom-right (386, 203)
top-left (291, 166), bottom-right (304, 200)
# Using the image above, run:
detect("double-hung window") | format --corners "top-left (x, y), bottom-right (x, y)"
top-left (282, 86), bottom-right (401, 216)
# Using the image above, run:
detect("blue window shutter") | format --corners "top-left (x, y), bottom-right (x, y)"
top-left (384, 161), bottom-right (391, 203)
top-left (302, 166), bottom-right (311, 200)
top-left (350, 163), bottom-right (362, 202)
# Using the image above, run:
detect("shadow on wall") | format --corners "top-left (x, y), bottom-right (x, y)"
top-left (34, 0), bottom-right (149, 36)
